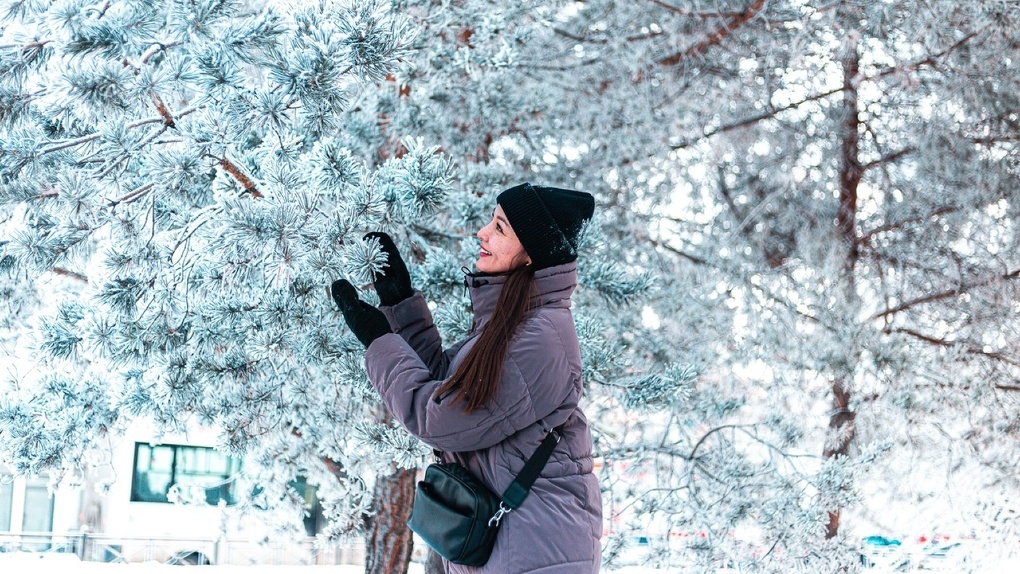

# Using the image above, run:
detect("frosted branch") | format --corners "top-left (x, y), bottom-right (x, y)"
top-left (873, 269), bottom-right (1020, 320)
top-left (218, 157), bottom-right (264, 198)
top-left (656, 0), bottom-right (768, 67)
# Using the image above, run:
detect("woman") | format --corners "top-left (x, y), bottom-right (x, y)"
top-left (331, 182), bottom-right (602, 573)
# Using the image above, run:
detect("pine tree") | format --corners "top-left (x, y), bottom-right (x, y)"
top-left (0, 1), bottom-right (653, 573)
top-left (0, 1), bottom-right (441, 572)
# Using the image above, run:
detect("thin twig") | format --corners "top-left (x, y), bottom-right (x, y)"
top-left (52, 267), bottom-right (89, 283)
top-left (873, 269), bottom-right (1020, 319)
top-left (857, 206), bottom-right (959, 244)
top-left (657, 0), bottom-right (768, 67)
top-left (108, 182), bottom-right (155, 207)
top-left (890, 327), bottom-right (1020, 367)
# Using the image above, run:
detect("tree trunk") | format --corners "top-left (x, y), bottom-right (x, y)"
top-left (364, 466), bottom-right (416, 574)
top-left (825, 25), bottom-right (862, 540)
top-left (822, 378), bottom-right (857, 539)
top-left (425, 547), bottom-right (446, 574)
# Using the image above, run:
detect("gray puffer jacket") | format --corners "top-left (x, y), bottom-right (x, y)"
top-left (365, 261), bottom-right (602, 573)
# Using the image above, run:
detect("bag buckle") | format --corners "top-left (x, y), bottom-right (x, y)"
top-left (488, 502), bottom-right (512, 527)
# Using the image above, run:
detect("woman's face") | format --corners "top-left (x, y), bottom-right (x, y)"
top-left (476, 205), bottom-right (530, 273)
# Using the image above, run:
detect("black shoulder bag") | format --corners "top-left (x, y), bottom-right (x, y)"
top-left (407, 426), bottom-right (564, 567)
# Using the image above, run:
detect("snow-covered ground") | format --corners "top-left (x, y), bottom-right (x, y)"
top-left (2, 549), bottom-right (1019, 574)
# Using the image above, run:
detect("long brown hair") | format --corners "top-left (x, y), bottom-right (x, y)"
top-left (437, 260), bottom-right (536, 413)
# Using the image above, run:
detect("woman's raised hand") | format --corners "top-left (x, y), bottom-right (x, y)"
top-left (330, 279), bottom-right (392, 348)
top-left (364, 232), bottom-right (413, 306)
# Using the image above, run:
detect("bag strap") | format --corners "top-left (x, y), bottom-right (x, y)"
top-left (432, 425), bottom-right (566, 527)
top-left (484, 425), bottom-right (564, 527)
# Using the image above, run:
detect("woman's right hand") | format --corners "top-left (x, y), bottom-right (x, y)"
top-left (364, 232), bottom-right (413, 306)
top-left (330, 279), bottom-right (392, 348)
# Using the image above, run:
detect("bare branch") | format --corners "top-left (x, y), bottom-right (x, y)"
top-left (653, 238), bottom-right (710, 266)
top-left (672, 87), bottom-right (843, 149)
top-left (672, 25), bottom-right (992, 149)
top-left (890, 327), bottom-right (1020, 367)
top-left (657, 0), bottom-right (768, 67)
top-left (857, 206), bottom-right (959, 244)
top-left (969, 135), bottom-right (1020, 145)
top-left (873, 269), bottom-right (1020, 320)
top-left (648, 1), bottom-right (752, 18)
top-left (861, 146), bottom-right (916, 172)
top-left (552, 27), bottom-right (589, 42)
top-left (872, 27), bottom-right (989, 79)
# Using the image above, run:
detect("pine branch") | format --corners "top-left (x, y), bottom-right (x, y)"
top-left (219, 157), bottom-right (264, 198)
top-left (0, 40), bottom-right (51, 51)
top-left (873, 269), bottom-right (1020, 320)
top-left (95, 125), bottom-right (168, 179)
top-left (41, 133), bottom-right (102, 155)
top-left (656, 0), bottom-right (768, 67)
top-left (41, 107), bottom-right (200, 156)
top-left (51, 267), bottom-right (89, 283)
top-left (141, 41), bottom-right (185, 65)
top-left (108, 183), bottom-right (155, 207)
top-left (150, 92), bottom-right (176, 128)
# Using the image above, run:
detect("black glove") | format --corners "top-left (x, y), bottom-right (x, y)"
top-left (364, 232), bottom-right (413, 306)
top-left (330, 279), bottom-right (392, 348)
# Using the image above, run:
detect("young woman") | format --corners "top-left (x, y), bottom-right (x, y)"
top-left (331, 182), bottom-right (602, 573)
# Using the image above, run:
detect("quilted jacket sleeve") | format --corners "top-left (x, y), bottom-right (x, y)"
top-left (380, 291), bottom-right (464, 380)
top-left (363, 311), bottom-right (578, 453)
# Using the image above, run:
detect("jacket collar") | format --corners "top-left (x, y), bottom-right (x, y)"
top-left (464, 261), bottom-right (577, 321)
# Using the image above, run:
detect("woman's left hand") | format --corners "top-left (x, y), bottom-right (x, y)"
top-left (364, 232), bottom-right (413, 306)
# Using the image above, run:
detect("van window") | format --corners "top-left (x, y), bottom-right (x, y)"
top-left (130, 442), bottom-right (241, 505)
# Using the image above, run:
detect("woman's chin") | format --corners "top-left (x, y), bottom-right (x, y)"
top-left (475, 258), bottom-right (508, 274)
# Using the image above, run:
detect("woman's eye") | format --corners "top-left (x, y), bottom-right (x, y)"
top-left (496, 223), bottom-right (503, 233)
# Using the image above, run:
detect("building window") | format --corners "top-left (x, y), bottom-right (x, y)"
top-left (22, 476), bottom-right (54, 533)
top-left (0, 476), bottom-right (12, 531)
top-left (131, 442), bottom-right (241, 505)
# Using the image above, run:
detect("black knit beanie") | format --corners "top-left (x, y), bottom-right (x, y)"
top-left (496, 183), bottom-right (596, 270)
